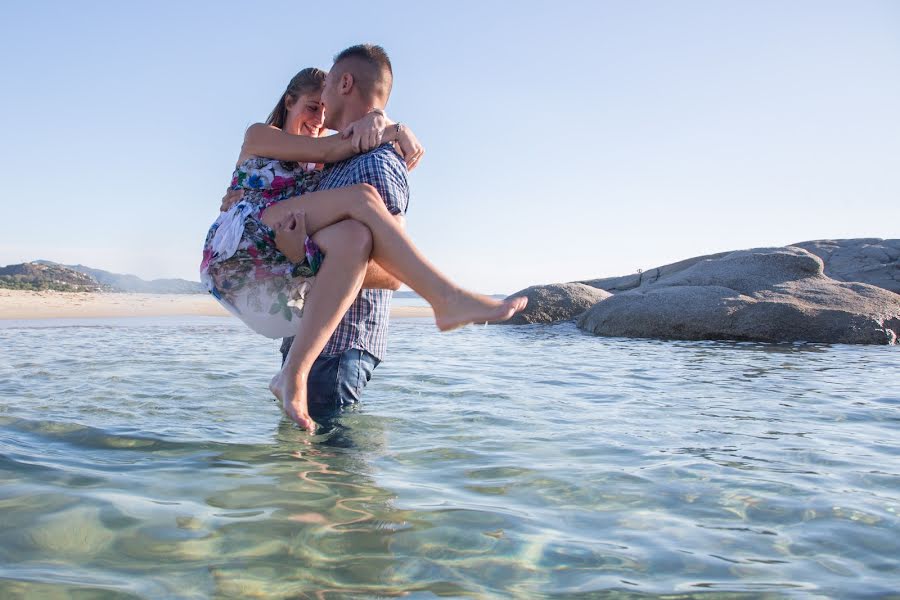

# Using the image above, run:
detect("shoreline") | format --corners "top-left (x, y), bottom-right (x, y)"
top-left (0, 290), bottom-right (433, 320)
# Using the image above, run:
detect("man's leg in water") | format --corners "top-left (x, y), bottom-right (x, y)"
top-left (280, 341), bottom-right (380, 429)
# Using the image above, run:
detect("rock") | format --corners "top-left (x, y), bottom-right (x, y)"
top-left (579, 251), bottom-right (730, 293)
top-left (580, 238), bottom-right (900, 297)
top-left (790, 238), bottom-right (899, 294)
top-left (498, 283), bottom-right (611, 325)
top-left (26, 505), bottom-right (116, 557)
top-left (576, 247), bottom-right (900, 344)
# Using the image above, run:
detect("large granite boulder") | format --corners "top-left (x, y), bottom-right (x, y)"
top-left (499, 283), bottom-right (611, 325)
top-left (790, 238), bottom-right (899, 294)
top-left (579, 251), bottom-right (730, 293)
top-left (576, 247), bottom-right (900, 344)
top-left (581, 238), bottom-right (900, 297)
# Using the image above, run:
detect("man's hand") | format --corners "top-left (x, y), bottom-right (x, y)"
top-left (341, 111), bottom-right (390, 153)
top-left (220, 188), bottom-right (244, 212)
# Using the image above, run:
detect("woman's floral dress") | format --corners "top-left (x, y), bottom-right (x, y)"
top-left (200, 157), bottom-right (323, 339)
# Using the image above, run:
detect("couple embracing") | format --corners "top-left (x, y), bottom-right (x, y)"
top-left (200, 44), bottom-right (526, 433)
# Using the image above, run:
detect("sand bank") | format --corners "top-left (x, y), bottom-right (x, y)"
top-left (0, 290), bottom-right (432, 320)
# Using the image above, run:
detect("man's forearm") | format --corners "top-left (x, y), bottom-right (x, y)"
top-left (362, 260), bottom-right (401, 290)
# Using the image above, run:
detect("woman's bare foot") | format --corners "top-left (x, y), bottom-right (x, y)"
top-left (433, 292), bottom-right (528, 332)
top-left (272, 210), bottom-right (308, 263)
top-left (269, 371), bottom-right (318, 433)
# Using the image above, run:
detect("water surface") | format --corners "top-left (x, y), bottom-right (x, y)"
top-left (0, 317), bottom-right (897, 598)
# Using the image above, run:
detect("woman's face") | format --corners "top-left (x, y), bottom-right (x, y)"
top-left (285, 91), bottom-right (325, 137)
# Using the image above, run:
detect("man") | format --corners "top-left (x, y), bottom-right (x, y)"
top-left (280, 44), bottom-right (410, 426)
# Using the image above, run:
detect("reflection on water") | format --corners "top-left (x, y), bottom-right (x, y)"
top-left (0, 317), bottom-right (897, 598)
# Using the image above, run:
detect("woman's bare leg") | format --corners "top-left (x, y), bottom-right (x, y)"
top-left (269, 219), bottom-right (373, 432)
top-left (262, 184), bottom-right (526, 330)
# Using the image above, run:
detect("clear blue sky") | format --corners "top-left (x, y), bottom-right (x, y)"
top-left (1, 1), bottom-right (898, 293)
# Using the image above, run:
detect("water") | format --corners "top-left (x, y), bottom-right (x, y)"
top-left (0, 317), bottom-right (897, 599)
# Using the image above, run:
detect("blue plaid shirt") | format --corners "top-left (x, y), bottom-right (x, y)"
top-left (315, 144), bottom-right (409, 360)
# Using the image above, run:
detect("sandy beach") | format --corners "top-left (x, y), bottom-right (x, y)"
top-left (0, 290), bottom-right (433, 320)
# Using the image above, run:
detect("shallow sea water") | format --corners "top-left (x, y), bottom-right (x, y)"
top-left (0, 316), bottom-right (897, 599)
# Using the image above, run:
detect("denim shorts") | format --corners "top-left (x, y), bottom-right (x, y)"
top-left (280, 340), bottom-right (380, 424)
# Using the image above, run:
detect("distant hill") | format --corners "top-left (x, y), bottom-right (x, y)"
top-left (0, 261), bottom-right (205, 294)
top-left (0, 262), bottom-right (103, 292)
top-left (2, 261), bottom-right (506, 297)
top-left (38, 261), bottom-right (205, 294)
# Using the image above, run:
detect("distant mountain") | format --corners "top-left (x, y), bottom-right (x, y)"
top-left (0, 261), bottom-right (205, 294)
top-left (3, 261), bottom-right (506, 297)
top-left (38, 261), bottom-right (205, 294)
top-left (0, 262), bottom-right (103, 292)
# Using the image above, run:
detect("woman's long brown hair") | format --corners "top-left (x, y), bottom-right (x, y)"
top-left (265, 68), bottom-right (326, 130)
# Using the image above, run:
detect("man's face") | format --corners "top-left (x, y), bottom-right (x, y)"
top-left (320, 67), bottom-right (342, 130)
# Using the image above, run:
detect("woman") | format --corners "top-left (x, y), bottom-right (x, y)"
top-left (202, 69), bottom-right (411, 338)
top-left (202, 68), bottom-right (526, 432)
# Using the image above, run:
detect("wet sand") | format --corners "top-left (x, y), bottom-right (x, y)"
top-left (0, 290), bottom-right (433, 320)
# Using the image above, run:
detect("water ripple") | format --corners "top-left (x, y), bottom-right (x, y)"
top-left (0, 317), bottom-right (897, 598)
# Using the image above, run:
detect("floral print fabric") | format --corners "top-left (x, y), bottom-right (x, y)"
top-left (200, 157), bottom-right (324, 339)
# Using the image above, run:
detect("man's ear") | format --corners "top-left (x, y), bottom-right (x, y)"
top-left (339, 72), bottom-right (354, 96)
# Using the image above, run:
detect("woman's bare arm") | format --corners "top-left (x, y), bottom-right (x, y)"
top-left (241, 111), bottom-right (408, 163)
top-left (241, 124), bottom-right (359, 164)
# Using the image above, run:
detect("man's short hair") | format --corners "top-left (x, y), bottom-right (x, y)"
top-left (333, 44), bottom-right (393, 102)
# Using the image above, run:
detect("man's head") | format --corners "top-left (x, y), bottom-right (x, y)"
top-left (322, 44), bottom-right (393, 130)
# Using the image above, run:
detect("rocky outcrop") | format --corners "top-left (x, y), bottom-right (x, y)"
top-left (0, 261), bottom-right (206, 294)
top-left (579, 251), bottom-right (730, 293)
top-left (581, 238), bottom-right (899, 297)
top-left (498, 283), bottom-right (611, 325)
top-left (790, 239), bottom-right (899, 294)
top-left (0, 262), bottom-right (102, 292)
top-left (576, 247), bottom-right (900, 345)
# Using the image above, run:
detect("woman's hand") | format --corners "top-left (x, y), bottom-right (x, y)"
top-left (341, 110), bottom-right (391, 153)
top-left (221, 188), bottom-right (244, 212)
top-left (393, 125), bottom-right (425, 172)
top-left (340, 111), bottom-right (426, 171)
